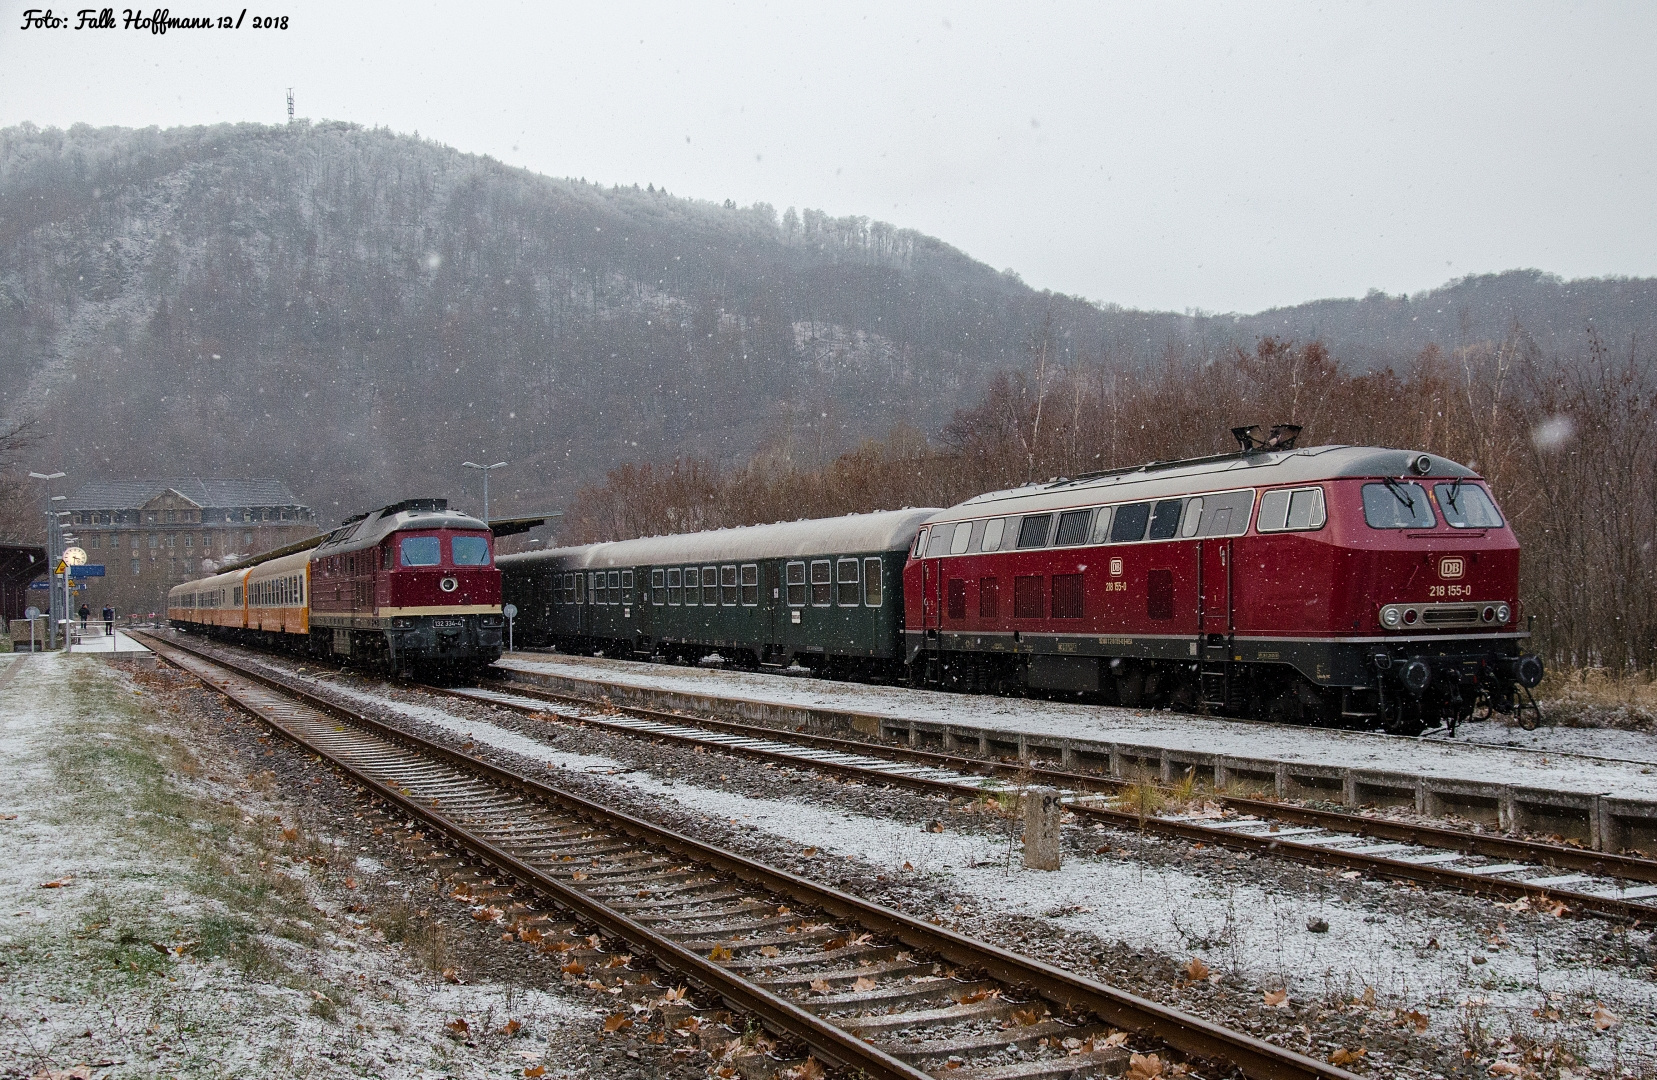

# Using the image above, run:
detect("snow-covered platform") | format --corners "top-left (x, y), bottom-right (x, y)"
top-left (495, 652), bottom-right (1657, 855)
top-left (70, 626), bottom-right (153, 655)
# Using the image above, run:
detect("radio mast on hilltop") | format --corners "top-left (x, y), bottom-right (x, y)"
top-left (286, 89), bottom-right (294, 125)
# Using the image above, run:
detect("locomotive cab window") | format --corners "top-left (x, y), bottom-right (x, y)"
top-left (400, 536), bottom-right (441, 566)
top-left (810, 560), bottom-right (832, 605)
top-left (863, 558), bottom-right (882, 606)
top-left (666, 567), bottom-right (682, 604)
top-left (924, 527), bottom-right (952, 559)
top-left (1016, 514), bottom-right (1053, 549)
top-left (1054, 508), bottom-right (1092, 547)
top-left (1110, 502), bottom-right (1151, 543)
top-left (453, 535), bottom-right (491, 565)
top-left (1362, 482), bottom-right (1435, 529)
top-left (980, 518), bottom-right (1006, 552)
top-left (651, 569), bottom-right (666, 604)
top-left (720, 565), bottom-right (738, 605)
top-left (740, 564), bottom-right (759, 605)
top-left (836, 558), bottom-right (860, 605)
top-left (1257, 487), bottom-right (1328, 532)
top-left (785, 562), bottom-right (806, 606)
top-left (913, 528), bottom-right (928, 557)
top-left (1193, 489), bottom-right (1254, 537)
top-left (1436, 482), bottom-right (1503, 528)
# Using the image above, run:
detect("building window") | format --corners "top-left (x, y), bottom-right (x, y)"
top-left (132, 559), bottom-right (141, 575)
top-left (166, 510), bottom-right (175, 523)
top-left (148, 534), bottom-right (158, 549)
top-left (201, 534), bottom-right (211, 549)
top-left (243, 531), bottom-right (253, 545)
top-left (90, 535), bottom-right (100, 549)
top-left (183, 535), bottom-right (192, 549)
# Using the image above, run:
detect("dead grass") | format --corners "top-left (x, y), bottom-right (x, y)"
top-left (1534, 666), bottom-right (1657, 731)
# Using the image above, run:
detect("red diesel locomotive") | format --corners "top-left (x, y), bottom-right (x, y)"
top-left (168, 498), bottom-right (504, 676)
top-left (904, 438), bottom-right (1542, 733)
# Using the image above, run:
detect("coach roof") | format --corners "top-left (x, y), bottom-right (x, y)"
top-left (499, 508), bottom-right (941, 571)
top-left (932, 445), bottom-right (1478, 524)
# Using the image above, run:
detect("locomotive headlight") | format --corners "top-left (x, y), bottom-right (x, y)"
top-left (1380, 606), bottom-right (1402, 628)
top-left (1496, 603), bottom-right (1512, 625)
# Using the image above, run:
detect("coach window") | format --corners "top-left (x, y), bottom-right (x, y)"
top-left (925, 527), bottom-right (952, 559)
top-left (682, 567), bottom-right (698, 605)
top-left (563, 573), bottom-right (575, 603)
top-left (1148, 499), bottom-right (1185, 540)
top-left (810, 560), bottom-right (832, 605)
top-left (1260, 486), bottom-right (1329, 532)
top-left (740, 564), bottom-right (759, 605)
top-left (863, 558), bottom-right (883, 606)
top-left (651, 569), bottom-right (666, 604)
top-left (609, 571), bottom-right (622, 602)
top-left (1054, 509), bottom-right (1092, 547)
top-left (720, 565), bottom-right (739, 605)
top-left (980, 518), bottom-right (1006, 552)
top-left (666, 567), bottom-right (682, 604)
top-left (701, 566), bottom-right (719, 606)
top-left (401, 536), bottom-right (441, 566)
top-left (1435, 483), bottom-right (1503, 529)
top-left (786, 562), bottom-right (806, 606)
top-left (836, 558), bottom-right (860, 605)
top-left (588, 572), bottom-right (600, 604)
top-left (1181, 498), bottom-right (1204, 537)
top-left (949, 522), bottom-right (973, 555)
top-left (574, 573), bottom-right (585, 603)
top-left (1361, 482), bottom-right (1435, 529)
top-left (1016, 513), bottom-right (1053, 549)
top-left (1110, 502), bottom-right (1151, 543)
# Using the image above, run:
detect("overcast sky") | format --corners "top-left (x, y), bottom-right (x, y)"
top-left (3, 1), bottom-right (1653, 313)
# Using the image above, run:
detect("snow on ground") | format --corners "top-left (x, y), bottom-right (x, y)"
top-left (500, 653), bottom-right (1657, 801)
top-left (292, 669), bottom-right (1655, 1068)
top-left (0, 653), bottom-right (594, 1079)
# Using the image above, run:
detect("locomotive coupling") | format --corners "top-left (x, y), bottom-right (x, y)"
top-left (1508, 653), bottom-right (1545, 689)
top-left (1400, 658), bottom-right (1433, 695)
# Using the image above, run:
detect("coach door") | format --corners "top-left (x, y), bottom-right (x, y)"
top-left (1198, 539), bottom-right (1233, 637)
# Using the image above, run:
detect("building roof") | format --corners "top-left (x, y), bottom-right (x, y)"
top-left (63, 479), bottom-right (305, 511)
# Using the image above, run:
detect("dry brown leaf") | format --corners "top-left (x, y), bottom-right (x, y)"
top-left (499, 1019), bottom-right (522, 1036)
top-left (1488, 1064), bottom-right (1522, 1077)
top-left (646, 1030), bottom-right (667, 1045)
top-left (518, 927), bottom-right (543, 943)
top-left (821, 937), bottom-right (847, 952)
top-left (1183, 957), bottom-right (1210, 982)
top-left (606, 955), bottom-right (630, 968)
top-left (343, 877), bottom-right (358, 890)
top-left (561, 960), bottom-right (586, 976)
top-left (1329, 1047), bottom-right (1366, 1065)
top-left (544, 939), bottom-right (574, 953)
top-left (1592, 1005), bottom-right (1619, 1030)
top-left (571, 871), bottom-right (588, 881)
top-left (708, 944), bottom-right (733, 962)
top-left (1402, 1009), bottom-right (1430, 1032)
top-left (1102, 1031), bottom-right (1130, 1047)
top-left (758, 945), bottom-right (780, 958)
top-left (781, 1059), bottom-right (826, 1080)
top-left (602, 1013), bottom-right (633, 1033)
top-left (801, 846), bottom-right (818, 856)
top-left (809, 978), bottom-right (833, 994)
top-left (1263, 989), bottom-right (1288, 1007)
top-left (473, 905), bottom-right (504, 923)
top-left (851, 976), bottom-right (877, 992)
top-left (39, 878), bottom-right (73, 889)
top-left (1127, 1053), bottom-right (1164, 1079)
top-left (953, 988), bottom-right (989, 1005)
top-left (445, 1018), bottom-right (470, 1036)
top-left (1010, 1005), bottom-right (1046, 1025)
top-left (523, 1067), bottom-right (546, 1078)
top-left (659, 985), bottom-right (689, 1002)
top-left (441, 967), bottom-right (463, 984)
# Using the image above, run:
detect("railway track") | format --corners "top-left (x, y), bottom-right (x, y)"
top-left (440, 675), bottom-right (1657, 923)
top-left (132, 630), bottom-right (1359, 1080)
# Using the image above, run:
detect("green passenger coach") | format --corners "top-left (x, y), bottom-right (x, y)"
top-left (498, 509), bottom-right (939, 676)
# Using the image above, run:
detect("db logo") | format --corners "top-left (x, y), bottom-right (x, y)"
top-left (1109, 558), bottom-right (1123, 577)
top-left (1438, 557), bottom-right (1465, 580)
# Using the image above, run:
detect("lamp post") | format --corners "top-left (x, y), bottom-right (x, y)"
top-left (461, 461), bottom-right (508, 524)
top-left (28, 471), bottom-right (65, 649)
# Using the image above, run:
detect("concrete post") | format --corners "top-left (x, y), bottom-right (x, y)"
top-left (1022, 786), bottom-right (1063, 871)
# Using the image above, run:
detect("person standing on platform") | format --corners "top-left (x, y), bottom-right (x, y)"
top-left (78, 603), bottom-right (90, 630)
top-left (103, 606), bottom-right (115, 636)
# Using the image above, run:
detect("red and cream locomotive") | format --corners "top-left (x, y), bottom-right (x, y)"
top-left (904, 432), bottom-right (1542, 733)
top-left (168, 498), bottom-right (504, 676)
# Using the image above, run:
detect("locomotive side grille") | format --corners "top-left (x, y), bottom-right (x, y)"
top-left (1422, 605), bottom-right (1478, 624)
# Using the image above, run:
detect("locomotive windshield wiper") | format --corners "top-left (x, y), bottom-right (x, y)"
top-left (1381, 476), bottom-right (1416, 510)
top-left (1444, 476), bottom-right (1464, 509)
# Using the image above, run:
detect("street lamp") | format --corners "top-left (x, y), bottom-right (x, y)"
top-left (461, 461), bottom-right (508, 524)
top-left (28, 471), bottom-right (66, 649)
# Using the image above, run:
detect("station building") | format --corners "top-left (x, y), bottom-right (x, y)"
top-left (61, 479), bottom-right (319, 617)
